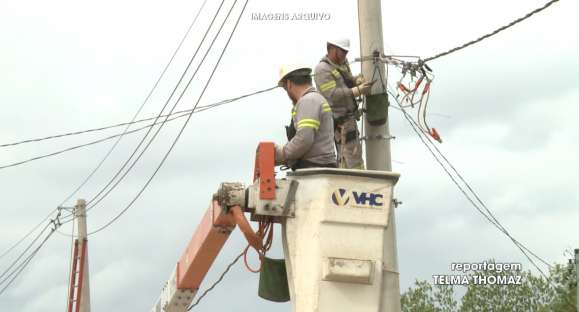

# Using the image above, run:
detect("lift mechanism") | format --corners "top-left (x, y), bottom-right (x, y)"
top-left (151, 142), bottom-right (296, 312)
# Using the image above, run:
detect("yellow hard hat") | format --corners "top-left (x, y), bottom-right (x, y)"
top-left (278, 65), bottom-right (312, 87)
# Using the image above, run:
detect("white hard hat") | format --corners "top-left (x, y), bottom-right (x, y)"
top-left (327, 38), bottom-right (350, 52)
top-left (278, 65), bottom-right (312, 87)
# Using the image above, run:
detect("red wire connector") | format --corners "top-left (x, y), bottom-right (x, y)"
top-left (429, 128), bottom-right (443, 143)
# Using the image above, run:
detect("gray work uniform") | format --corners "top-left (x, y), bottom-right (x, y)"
top-left (283, 87), bottom-right (336, 169)
top-left (314, 56), bottom-right (364, 169)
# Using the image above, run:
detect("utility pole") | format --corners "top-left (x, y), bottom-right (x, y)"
top-left (68, 199), bottom-right (91, 312)
top-left (358, 0), bottom-right (401, 311)
top-left (76, 199), bottom-right (91, 312)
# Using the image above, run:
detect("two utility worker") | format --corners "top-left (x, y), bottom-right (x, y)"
top-left (314, 38), bottom-right (373, 169)
top-left (275, 65), bottom-right (337, 170)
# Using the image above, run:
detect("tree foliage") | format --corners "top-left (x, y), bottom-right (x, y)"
top-left (401, 260), bottom-right (577, 312)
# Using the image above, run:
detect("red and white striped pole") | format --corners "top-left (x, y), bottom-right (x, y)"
top-left (67, 200), bottom-right (91, 312)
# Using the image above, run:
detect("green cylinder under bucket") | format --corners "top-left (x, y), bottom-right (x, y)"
top-left (258, 257), bottom-right (290, 302)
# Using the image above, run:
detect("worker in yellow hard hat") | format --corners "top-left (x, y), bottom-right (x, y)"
top-left (275, 65), bottom-right (337, 170)
top-left (314, 38), bottom-right (373, 169)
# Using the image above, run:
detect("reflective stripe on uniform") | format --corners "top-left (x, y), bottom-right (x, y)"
top-left (331, 69), bottom-right (340, 78)
top-left (297, 118), bottom-right (320, 130)
top-left (319, 80), bottom-right (336, 92)
top-left (291, 109), bottom-right (296, 116)
top-left (322, 102), bottom-right (332, 113)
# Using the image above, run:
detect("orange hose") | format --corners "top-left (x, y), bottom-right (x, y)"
top-left (243, 219), bottom-right (274, 273)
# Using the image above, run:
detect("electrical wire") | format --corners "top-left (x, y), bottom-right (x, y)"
top-left (0, 112), bottom-right (189, 172)
top-left (424, 0), bottom-right (561, 62)
top-left (0, 212), bottom-right (53, 261)
top-left (0, 85), bottom-right (276, 173)
top-left (0, 2), bottom-right (209, 153)
top-left (382, 76), bottom-right (553, 274)
top-left (41, 84), bottom-right (274, 239)
top-left (0, 222), bottom-right (52, 283)
top-left (187, 251), bottom-right (244, 310)
top-left (0, 0), bottom-right (210, 261)
top-left (384, 66), bottom-right (575, 311)
top-left (84, 0), bottom-right (230, 212)
top-left (0, 227), bottom-right (57, 296)
top-left (0, 211), bottom-right (61, 295)
top-left (87, 0), bottom-right (249, 235)
top-left (0, 99), bottom-right (221, 150)
top-left (58, 0), bottom-right (210, 207)
top-left (375, 61), bottom-right (552, 270)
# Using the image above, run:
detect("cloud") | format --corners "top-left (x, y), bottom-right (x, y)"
top-left (1, 0), bottom-right (578, 311)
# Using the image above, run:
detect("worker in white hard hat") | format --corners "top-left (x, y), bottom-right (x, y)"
top-left (275, 65), bottom-right (337, 170)
top-left (314, 38), bottom-right (373, 169)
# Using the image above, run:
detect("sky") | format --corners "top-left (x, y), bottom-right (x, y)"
top-left (0, 0), bottom-right (578, 311)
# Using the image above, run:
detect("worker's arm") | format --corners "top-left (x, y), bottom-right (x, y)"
top-left (314, 62), bottom-right (353, 109)
top-left (282, 99), bottom-right (321, 162)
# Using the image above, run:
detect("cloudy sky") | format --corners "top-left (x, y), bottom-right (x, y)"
top-left (1, 0), bottom-right (578, 311)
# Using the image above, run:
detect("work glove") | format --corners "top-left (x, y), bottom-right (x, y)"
top-left (351, 80), bottom-right (374, 97)
top-left (354, 74), bottom-right (366, 86)
top-left (274, 144), bottom-right (285, 165)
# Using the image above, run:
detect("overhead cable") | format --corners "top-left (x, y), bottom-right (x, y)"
top-left (0, 212), bottom-right (61, 296)
top-left (87, 0), bottom-right (249, 235)
top-left (84, 0), bottom-right (230, 212)
top-left (0, 87), bottom-right (275, 173)
top-left (424, 0), bottom-right (561, 62)
top-left (388, 85), bottom-right (553, 273)
top-left (374, 64), bottom-right (552, 275)
top-left (0, 0), bottom-right (211, 261)
top-left (187, 251), bottom-right (244, 310)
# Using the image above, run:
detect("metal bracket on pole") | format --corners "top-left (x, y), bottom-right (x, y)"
top-left (361, 134), bottom-right (395, 141)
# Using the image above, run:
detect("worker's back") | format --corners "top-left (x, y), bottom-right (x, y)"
top-left (293, 90), bottom-right (335, 165)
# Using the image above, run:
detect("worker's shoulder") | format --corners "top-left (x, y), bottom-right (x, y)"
top-left (314, 58), bottom-right (333, 73)
top-left (297, 91), bottom-right (326, 110)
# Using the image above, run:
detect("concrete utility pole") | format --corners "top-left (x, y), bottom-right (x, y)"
top-left (75, 199), bottom-right (91, 312)
top-left (358, 0), bottom-right (401, 311)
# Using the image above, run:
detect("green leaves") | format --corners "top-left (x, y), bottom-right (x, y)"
top-left (401, 259), bottom-right (577, 312)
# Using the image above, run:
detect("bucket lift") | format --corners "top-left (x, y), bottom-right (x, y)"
top-left (151, 142), bottom-right (399, 312)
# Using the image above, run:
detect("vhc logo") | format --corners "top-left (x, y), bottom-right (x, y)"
top-left (331, 188), bottom-right (351, 206)
top-left (331, 188), bottom-right (384, 208)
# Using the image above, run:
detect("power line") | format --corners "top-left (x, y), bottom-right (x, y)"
top-left (57, 0), bottom-right (208, 206)
top-left (88, 0), bottom-right (249, 236)
top-left (0, 226), bottom-right (57, 296)
top-left (0, 107), bottom-right (202, 150)
top-left (0, 211), bottom-right (61, 295)
top-left (375, 65), bottom-right (552, 276)
top-left (51, 85), bottom-right (275, 238)
top-left (0, 211), bottom-right (54, 261)
top-left (187, 251), bottom-right (244, 310)
top-left (387, 86), bottom-right (552, 275)
top-left (424, 0), bottom-right (561, 62)
top-left (1, 86), bottom-right (274, 152)
top-left (1, 85), bottom-right (274, 244)
top-left (0, 0), bottom-right (210, 262)
top-left (0, 222), bottom-right (52, 283)
top-left (84, 0), bottom-right (230, 212)
top-left (0, 0), bottom-right (209, 153)
top-left (0, 111), bottom-right (189, 171)
top-left (0, 87), bottom-right (275, 173)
